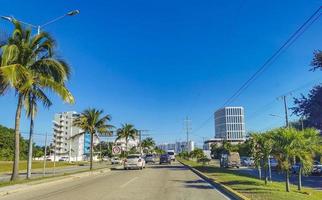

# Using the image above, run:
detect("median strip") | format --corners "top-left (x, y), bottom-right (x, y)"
top-left (178, 159), bottom-right (249, 200)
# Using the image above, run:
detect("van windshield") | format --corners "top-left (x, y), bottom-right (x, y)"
top-left (167, 152), bottom-right (174, 155)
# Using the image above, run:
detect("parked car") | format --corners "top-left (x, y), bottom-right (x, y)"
top-left (167, 150), bottom-right (175, 161)
top-left (59, 156), bottom-right (68, 162)
top-left (311, 161), bottom-right (322, 175)
top-left (241, 157), bottom-right (254, 166)
top-left (124, 154), bottom-right (146, 170)
top-left (269, 158), bottom-right (278, 169)
top-left (102, 156), bottom-right (109, 161)
top-left (159, 154), bottom-right (171, 164)
top-left (111, 157), bottom-right (122, 165)
top-left (145, 154), bottom-right (156, 163)
top-left (311, 165), bottom-right (322, 176)
top-left (220, 152), bottom-right (240, 168)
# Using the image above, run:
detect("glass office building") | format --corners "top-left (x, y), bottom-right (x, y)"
top-left (214, 107), bottom-right (245, 141)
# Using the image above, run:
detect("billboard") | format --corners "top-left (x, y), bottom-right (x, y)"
top-left (84, 132), bottom-right (91, 155)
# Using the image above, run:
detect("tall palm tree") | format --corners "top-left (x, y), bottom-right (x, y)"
top-left (116, 124), bottom-right (138, 153)
top-left (293, 128), bottom-right (321, 191)
top-left (1, 20), bottom-right (74, 180)
top-left (73, 108), bottom-right (114, 170)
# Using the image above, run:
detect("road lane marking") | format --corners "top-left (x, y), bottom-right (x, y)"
top-left (120, 177), bottom-right (138, 188)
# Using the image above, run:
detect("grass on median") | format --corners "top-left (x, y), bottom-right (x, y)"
top-left (179, 158), bottom-right (322, 200)
top-left (0, 165), bottom-right (109, 188)
top-left (0, 161), bottom-right (88, 173)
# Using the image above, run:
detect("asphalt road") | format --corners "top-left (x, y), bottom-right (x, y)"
top-left (235, 167), bottom-right (322, 190)
top-left (0, 162), bottom-right (229, 200)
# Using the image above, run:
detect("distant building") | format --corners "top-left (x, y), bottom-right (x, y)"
top-left (214, 106), bottom-right (246, 143)
top-left (51, 111), bottom-right (99, 161)
top-left (157, 141), bottom-right (194, 154)
top-left (114, 138), bottom-right (139, 151)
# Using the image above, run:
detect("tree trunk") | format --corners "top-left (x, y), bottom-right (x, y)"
top-left (257, 165), bottom-right (262, 180)
top-left (264, 165), bottom-right (268, 185)
top-left (298, 163), bottom-right (302, 191)
top-left (90, 133), bottom-right (94, 170)
top-left (11, 94), bottom-right (23, 181)
top-left (27, 102), bottom-right (34, 179)
top-left (285, 170), bottom-right (290, 192)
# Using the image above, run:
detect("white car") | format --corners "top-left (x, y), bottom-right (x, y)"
top-left (167, 150), bottom-right (175, 161)
top-left (124, 154), bottom-right (146, 170)
top-left (111, 157), bottom-right (122, 165)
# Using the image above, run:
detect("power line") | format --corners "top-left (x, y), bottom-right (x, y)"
top-left (222, 6), bottom-right (322, 106)
top-left (190, 6), bottom-right (322, 135)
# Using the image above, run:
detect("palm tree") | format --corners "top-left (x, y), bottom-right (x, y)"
top-left (0, 20), bottom-right (74, 180)
top-left (141, 137), bottom-right (155, 153)
top-left (293, 128), bottom-right (321, 191)
top-left (249, 132), bottom-right (274, 185)
top-left (271, 128), bottom-right (299, 192)
top-left (73, 108), bottom-right (114, 170)
top-left (116, 124), bottom-right (138, 153)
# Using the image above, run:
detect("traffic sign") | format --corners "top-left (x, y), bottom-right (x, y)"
top-left (112, 146), bottom-right (121, 155)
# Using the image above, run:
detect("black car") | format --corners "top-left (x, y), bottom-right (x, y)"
top-left (159, 154), bottom-right (171, 164)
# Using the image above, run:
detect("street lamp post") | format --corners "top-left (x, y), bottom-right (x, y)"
top-left (1, 10), bottom-right (79, 179)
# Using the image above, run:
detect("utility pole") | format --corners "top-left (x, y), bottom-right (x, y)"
top-left (43, 132), bottom-right (48, 176)
top-left (277, 94), bottom-right (291, 128)
top-left (137, 130), bottom-right (150, 154)
top-left (184, 117), bottom-right (191, 152)
top-left (283, 95), bottom-right (289, 128)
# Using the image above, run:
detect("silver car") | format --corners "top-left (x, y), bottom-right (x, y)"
top-left (145, 154), bottom-right (156, 163)
top-left (124, 154), bottom-right (146, 170)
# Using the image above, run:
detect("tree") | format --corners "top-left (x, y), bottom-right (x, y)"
top-left (0, 20), bottom-right (74, 180)
top-left (292, 85), bottom-right (322, 130)
top-left (73, 108), bottom-right (114, 170)
top-left (271, 128), bottom-right (299, 192)
top-left (293, 128), bottom-right (321, 191)
top-left (141, 137), bottom-right (155, 153)
top-left (154, 146), bottom-right (165, 155)
top-left (115, 124), bottom-right (138, 153)
top-left (189, 148), bottom-right (205, 160)
top-left (249, 132), bottom-right (274, 185)
top-left (94, 141), bottom-right (113, 158)
top-left (310, 50), bottom-right (322, 71)
top-left (292, 50), bottom-right (322, 130)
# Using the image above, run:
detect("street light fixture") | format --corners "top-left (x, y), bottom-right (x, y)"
top-left (269, 114), bottom-right (282, 118)
top-left (1, 10), bottom-right (80, 32)
top-left (67, 10), bottom-right (80, 16)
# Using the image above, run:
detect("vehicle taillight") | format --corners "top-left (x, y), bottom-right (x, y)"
top-left (138, 159), bottom-right (142, 162)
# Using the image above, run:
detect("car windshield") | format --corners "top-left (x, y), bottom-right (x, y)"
top-left (167, 152), bottom-right (174, 155)
top-left (127, 155), bottom-right (140, 159)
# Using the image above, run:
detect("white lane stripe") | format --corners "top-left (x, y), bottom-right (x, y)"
top-left (120, 177), bottom-right (138, 188)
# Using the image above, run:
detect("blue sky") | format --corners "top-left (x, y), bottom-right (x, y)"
top-left (0, 0), bottom-right (321, 146)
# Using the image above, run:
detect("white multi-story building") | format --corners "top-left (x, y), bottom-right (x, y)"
top-left (214, 107), bottom-right (245, 143)
top-left (52, 111), bottom-right (99, 161)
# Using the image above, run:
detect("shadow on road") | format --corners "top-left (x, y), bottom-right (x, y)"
top-left (149, 165), bottom-right (187, 170)
top-left (171, 179), bottom-right (214, 190)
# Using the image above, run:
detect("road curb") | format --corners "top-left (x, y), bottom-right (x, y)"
top-left (0, 168), bottom-right (111, 197)
top-left (178, 160), bottom-right (250, 200)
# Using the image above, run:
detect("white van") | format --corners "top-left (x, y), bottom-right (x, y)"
top-left (167, 150), bottom-right (175, 161)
